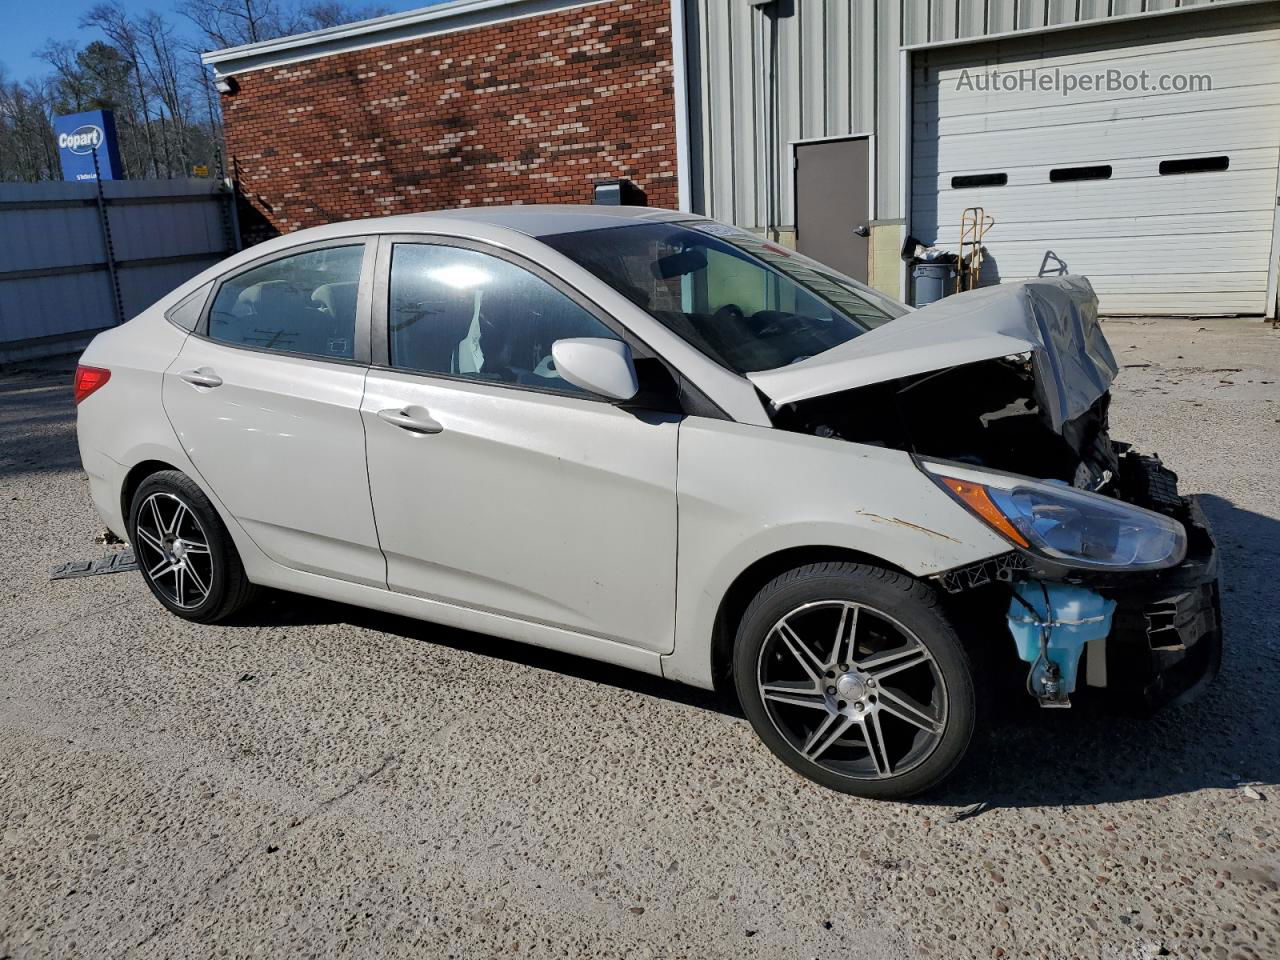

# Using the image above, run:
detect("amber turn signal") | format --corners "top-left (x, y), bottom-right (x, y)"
top-left (936, 476), bottom-right (1031, 548)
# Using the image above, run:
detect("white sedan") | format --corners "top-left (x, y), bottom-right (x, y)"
top-left (75, 206), bottom-right (1221, 798)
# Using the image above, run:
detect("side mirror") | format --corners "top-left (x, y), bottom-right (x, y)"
top-left (551, 338), bottom-right (639, 401)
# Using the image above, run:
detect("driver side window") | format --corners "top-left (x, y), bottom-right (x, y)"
top-left (387, 243), bottom-right (620, 396)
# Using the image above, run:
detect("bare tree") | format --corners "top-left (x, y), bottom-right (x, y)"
top-left (82, 2), bottom-right (160, 177)
top-left (301, 1), bottom-right (392, 30)
top-left (137, 12), bottom-right (192, 173)
top-left (179, 0), bottom-right (390, 48)
top-left (37, 41), bottom-right (95, 112)
top-left (0, 0), bottom-right (391, 181)
top-left (0, 69), bottom-right (58, 181)
top-left (179, 0), bottom-right (301, 49)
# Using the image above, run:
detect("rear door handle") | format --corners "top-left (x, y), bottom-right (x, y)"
top-left (178, 368), bottom-right (223, 388)
top-left (377, 405), bottom-right (443, 435)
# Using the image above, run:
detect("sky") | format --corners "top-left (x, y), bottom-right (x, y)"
top-left (0, 0), bottom-right (434, 85)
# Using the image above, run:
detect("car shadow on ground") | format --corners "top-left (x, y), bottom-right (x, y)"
top-left (248, 491), bottom-right (1278, 809)
top-left (244, 592), bottom-right (732, 715)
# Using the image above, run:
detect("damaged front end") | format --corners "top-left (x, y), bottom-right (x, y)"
top-left (930, 452), bottom-right (1222, 711)
top-left (752, 276), bottom-right (1222, 711)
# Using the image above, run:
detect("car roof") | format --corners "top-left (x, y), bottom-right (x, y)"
top-left (220, 207), bottom-right (705, 267)
top-left (367, 204), bottom-right (698, 238)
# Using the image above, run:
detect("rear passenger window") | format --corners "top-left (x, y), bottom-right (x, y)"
top-left (166, 282), bottom-right (212, 331)
top-left (207, 245), bottom-right (363, 359)
top-left (387, 243), bottom-right (620, 396)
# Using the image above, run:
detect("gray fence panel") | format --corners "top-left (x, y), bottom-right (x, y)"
top-left (0, 178), bottom-right (235, 363)
top-left (0, 203), bottom-right (102, 275)
top-left (7, 271), bottom-right (117, 343)
top-left (118, 259), bottom-right (223, 319)
top-left (107, 204), bottom-right (228, 262)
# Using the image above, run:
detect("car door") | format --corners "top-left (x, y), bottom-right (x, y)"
top-left (162, 239), bottom-right (386, 586)
top-left (361, 236), bottom-right (680, 652)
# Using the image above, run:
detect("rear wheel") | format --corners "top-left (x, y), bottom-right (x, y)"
top-left (734, 561), bottom-right (975, 799)
top-left (128, 470), bottom-right (256, 623)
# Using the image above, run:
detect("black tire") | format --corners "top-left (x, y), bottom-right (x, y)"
top-left (733, 561), bottom-right (975, 800)
top-left (128, 470), bottom-right (257, 624)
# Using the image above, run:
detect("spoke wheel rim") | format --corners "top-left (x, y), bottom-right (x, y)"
top-left (756, 600), bottom-right (949, 782)
top-left (134, 492), bottom-right (214, 610)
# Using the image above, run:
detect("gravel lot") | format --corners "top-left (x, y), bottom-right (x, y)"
top-left (1, 316), bottom-right (1278, 960)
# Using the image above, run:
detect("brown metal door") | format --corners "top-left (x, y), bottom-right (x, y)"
top-left (795, 137), bottom-right (870, 282)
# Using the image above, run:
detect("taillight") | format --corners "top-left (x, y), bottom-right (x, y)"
top-left (74, 365), bottom-right (111, 405)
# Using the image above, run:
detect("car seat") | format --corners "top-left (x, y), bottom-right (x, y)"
top-left (311, 281), bottom-right (359, 357)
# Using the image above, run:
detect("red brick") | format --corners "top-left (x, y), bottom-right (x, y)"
top-left (221, 0), bottom-right (677, 242)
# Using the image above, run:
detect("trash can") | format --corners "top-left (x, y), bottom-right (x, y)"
top-left (912, 262), bottom-right (955, 307)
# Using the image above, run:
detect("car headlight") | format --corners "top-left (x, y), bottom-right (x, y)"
top-left (921, 460), bottom-right (1186, 571)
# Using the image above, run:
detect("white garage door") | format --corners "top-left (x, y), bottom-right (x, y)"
top-left (911, 6), bottom-right (1280, 315)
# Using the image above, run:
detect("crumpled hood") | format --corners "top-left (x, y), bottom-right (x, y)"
top-left (747, 275), bottom-right (1119, 432)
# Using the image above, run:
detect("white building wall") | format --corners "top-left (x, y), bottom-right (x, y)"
top-left (685, 0), bottom-right (1270, 229)
top-left (911, 4), bottom-right (1280, 314)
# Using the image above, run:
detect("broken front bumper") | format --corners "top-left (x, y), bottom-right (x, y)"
top-left (938, 496), bottom-right (1222, 711)
top-left (1092, 497), bottom-right (1222, 709)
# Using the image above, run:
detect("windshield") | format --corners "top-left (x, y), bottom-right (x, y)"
top-left (542, 220), bottom-right (907, 373)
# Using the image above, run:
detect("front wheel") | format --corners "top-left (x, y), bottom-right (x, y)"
top-left (734, 562), bottom-right (975, 800)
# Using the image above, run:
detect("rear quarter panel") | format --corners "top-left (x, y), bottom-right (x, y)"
top-left (77, 313), bottom-right (195, 534)
top-left (663, 418), bottom-right (1010, 688)
top-left (76, 311), bottom-right (277, 584)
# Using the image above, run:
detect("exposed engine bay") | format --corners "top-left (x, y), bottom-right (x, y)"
top-left (751, 275), bottom-right (1133, 498)
top-left (771, 354), bottom-right (1122, 492)
top-left (773, 352), bottom-right (1191, 506)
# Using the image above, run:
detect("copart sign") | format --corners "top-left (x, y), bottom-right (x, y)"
top-left (53, 110), bottom-right (123, 182)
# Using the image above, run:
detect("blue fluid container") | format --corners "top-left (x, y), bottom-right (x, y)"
top-left (1006, 581), bottom-right (1116, 694)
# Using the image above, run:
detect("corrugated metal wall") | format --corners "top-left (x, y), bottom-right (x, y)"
top-left (685, 0), bottom-right (1258, 230)
top-left (0, 180), bottom-right (235, 362)
top-left (685, 0), bottom-right (878, 228)
top-left (900, 0), bottom-right (1234, 46)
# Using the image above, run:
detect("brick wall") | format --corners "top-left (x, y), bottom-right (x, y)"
top-left (220, 0), bottom-right (677, 242)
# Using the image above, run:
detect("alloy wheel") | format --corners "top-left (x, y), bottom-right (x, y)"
top-left (756, 600), bottom-right (949, 781)
top-left (133, 492), bottom-right (214, 609)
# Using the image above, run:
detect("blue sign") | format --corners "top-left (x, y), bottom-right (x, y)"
top-left (53, 110), bottom-right (123, 182)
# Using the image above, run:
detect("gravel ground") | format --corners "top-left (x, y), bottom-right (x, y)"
top-left (1, 316), bottom-right (1278, 960)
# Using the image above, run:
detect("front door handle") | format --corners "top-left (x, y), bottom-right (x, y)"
top-left (377, 405), bottom-right (443, 435)
top-left (178, 368), bottom-right (223, 388)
